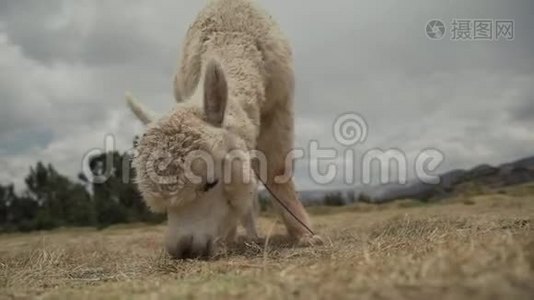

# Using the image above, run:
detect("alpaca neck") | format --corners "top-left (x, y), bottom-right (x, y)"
top-left (190, 34), bottom-right (266, 149)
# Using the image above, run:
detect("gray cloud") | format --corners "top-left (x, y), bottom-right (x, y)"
top-left (508, 88), bottom-right (534, 123)
top-left (1, 0), bottom-right (533, 191)
top-left (514, 102), bottom-right (534, 122)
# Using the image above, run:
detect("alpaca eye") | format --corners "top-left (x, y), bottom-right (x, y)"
top-left (203, 179), bottom-right (219, 192)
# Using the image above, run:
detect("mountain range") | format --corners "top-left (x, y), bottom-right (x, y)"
top-left (262, 155), bottom-right (534, 204)
top-left (376, 155), bottom-right (534, 202)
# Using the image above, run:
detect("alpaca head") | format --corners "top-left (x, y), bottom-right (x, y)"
top-left (133, 61), bottom-right (256, 259)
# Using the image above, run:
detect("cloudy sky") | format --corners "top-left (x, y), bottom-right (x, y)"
top-left (0, 0), bottom-right (533, 191)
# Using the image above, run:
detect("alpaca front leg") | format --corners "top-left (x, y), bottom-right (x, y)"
top-left (241, 196), bottom-right (259, 240)
top-left (266, 178), bottom-right (323, 246)
top-left (257, 82), bottom-right (322, 245)
top-left (241, 209), bottom-right (259, 240)
top-left (225, 225), bottom-right (238, 243)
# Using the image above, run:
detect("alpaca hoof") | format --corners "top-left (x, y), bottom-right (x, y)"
top-left (236, 234), bottom-right (262, 244)
top-left (296, 234), bottom-right (324, 247)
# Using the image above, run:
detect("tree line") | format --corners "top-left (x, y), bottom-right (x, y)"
top-left (323, 191), bottom-right (372, 206)
top-left (0, 147), bottom-right (163, 233)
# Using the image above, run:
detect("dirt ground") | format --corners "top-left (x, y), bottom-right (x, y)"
top-left (1, 184), bottom-right (533, 299)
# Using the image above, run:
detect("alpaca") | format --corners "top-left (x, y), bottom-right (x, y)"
top-left (132, 0), bottom-right (322, 259)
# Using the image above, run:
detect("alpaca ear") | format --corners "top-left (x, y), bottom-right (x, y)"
top-left (203, 61), bottom-right (228, 127)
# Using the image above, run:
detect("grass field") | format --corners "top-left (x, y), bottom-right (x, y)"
top-left (1, 184), bottom-right (534, 299)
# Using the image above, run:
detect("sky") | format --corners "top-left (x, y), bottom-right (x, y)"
top-left (0, 0), bottom-right (533, 191)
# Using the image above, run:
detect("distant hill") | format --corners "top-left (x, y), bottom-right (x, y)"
top-left (259, 155), bottom-right (534, 205)
top-left (376, 155), bottom-right (534, 202)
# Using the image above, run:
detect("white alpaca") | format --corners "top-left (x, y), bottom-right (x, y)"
top-left (131, 0), bottom-right (321, 259)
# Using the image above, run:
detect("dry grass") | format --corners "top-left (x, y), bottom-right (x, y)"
top-left (1, 184), bottom-right (534, 299)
